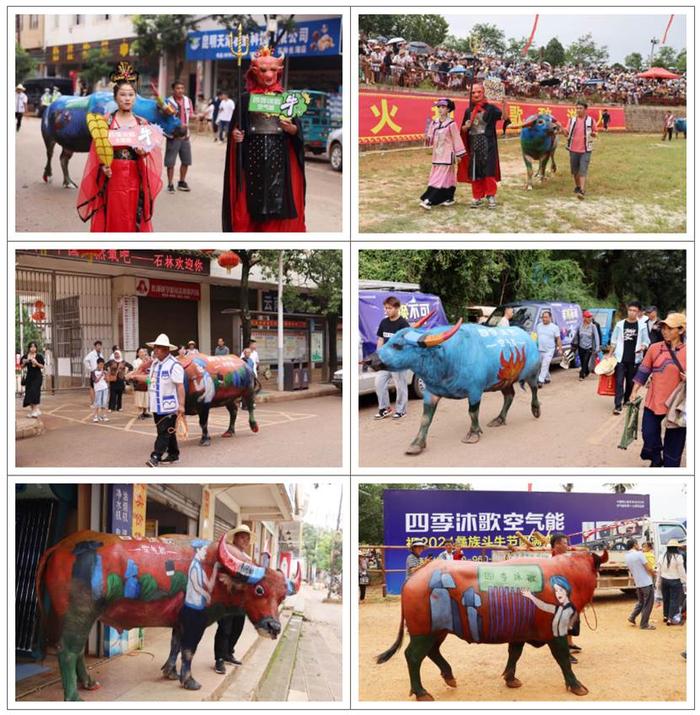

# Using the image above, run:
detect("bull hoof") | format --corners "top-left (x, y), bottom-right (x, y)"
top-left (162, 665), bottom-right (179, 680)
top-left (505, 677), bottom-right (522, 689)
top-left (461, 431), bottom-right (481, 444)
top-left (532, 405), bottom-right (541, 419)
top-left (411, 691), bottom-right (434, 701)
top-left (221, 431), bottom-right (233, 438)
top-left (405, 442), bottom-right (425, 455)
top-left (567, 683), bottom-right (589, 696)
top-left (250, 423), bottom-right (259, 433)
top-left (80, 680), bottom-right (101, 691)
top-left (182, 677), bottom-right (202, 691)
top-left (487, 416), bottom-right (505, 427)
top-left (441, 673), bottom-right (457, 688)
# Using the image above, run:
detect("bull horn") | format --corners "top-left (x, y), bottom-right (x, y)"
top-left (293, 562), bottom-right (302, 593)
top-left (411, 311), bottom-right (434, 329)
top-left (217, 533), bottom-right (265, 584)
top-left (599, 549), bottom-right (609, 564)
top-left (418, 318), bottom-right (463, 348)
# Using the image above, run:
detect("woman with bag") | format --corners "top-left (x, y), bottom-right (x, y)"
top-left (630, 313), bottom-right (686, 467)
top-left (20, 341), bottom-right (45, 418)
top-left (656, 539), bottom-right (686, 624)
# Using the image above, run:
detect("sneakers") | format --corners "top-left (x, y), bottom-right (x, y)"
top-left (167, 184), bottom-right (175, 194)
top-left (640, 624), bottom-right (656, 630)
top-left (177, 181), bottom-right (191, 192)
top-left (223, 654), bottom-right (242, 665)
top-left (161, 454), bottom-right (180, 464)
top-left (214, 659), bottom-right (226, 675)
top-left (575, 187), bottom-right (585, 201)
top-left (613, 407), bottom-right (622, 415)
top-left (146, 457), bottom-right (159, 468)
top-left (92, 416), bottom-right (100, 423)
top-left (470, 199), bottom-right (483, 209)
top-left (486, 195), bottom-right (497, 209)
top-left (374, 407), bottom-right (394, 420)
top-left (392, 412), bottom-right (406, 420)
top-left (100, 416), bottom-right (110, 422)
top-left (420, 199), bottom-right (432, 210)
top-left (442, 199), bottom-right (456, 206)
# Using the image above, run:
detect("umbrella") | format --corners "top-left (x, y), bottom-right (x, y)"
top-left (637, 67), bottom-right (682, 79)
top-left (387, 37), bottom-right (406, 45)
top-left (374, 35), bottom-right (388, 44)
top-left (583, 79), bottom-right (605, 86)
top-left (407, 41), bottom-right (433, 55)
top-left (448, 65), bottom-right (467, 74)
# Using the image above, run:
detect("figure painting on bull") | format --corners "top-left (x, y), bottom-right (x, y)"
top-left (35, 530), bottom-right (301, 700)
top-left (519, 113), bottom-right (561, 190)
top-left (366, 313), bottom-right (541, 455)
top-left (377, 551), bottom-right (607, 701)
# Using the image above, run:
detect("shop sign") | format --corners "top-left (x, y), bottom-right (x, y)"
top-left (111, 484), bottom-right (133, 536)
top-left (135, 278), bottom-right (200, 301)
top-left (261, 291), bottom-right (278, 312)
top-left (132, 484), bottom-right (147, 537)
top-left (121, 296), bottom-right (139, 351)
top-left (48, 37), bottom-right (137, 64)
top-left (251, 317), bottom-right (306, 329)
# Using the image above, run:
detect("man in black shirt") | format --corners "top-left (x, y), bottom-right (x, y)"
top-left (609, 301), bottom-right (649, 415)
top-left (375, 296), bottom-right (410, 419)
top-left (644, 306), bottom-right (664, 345)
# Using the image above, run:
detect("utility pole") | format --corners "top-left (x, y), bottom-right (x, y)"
top-left (649, 37), bottom-right (659, 66)
top-left (277, 251), bottom-right (284, 392)
top-left (326, 487), bottom-right (343, 601)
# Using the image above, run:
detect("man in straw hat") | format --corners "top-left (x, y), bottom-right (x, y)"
top-left (133, 333), bottom-right (185, 467)
top-left (405, 538), bottom-right (429, 580)
top-left (213, 524), bottom-right (252, 674)
top-left (15, 84), bottom-right (28, 132)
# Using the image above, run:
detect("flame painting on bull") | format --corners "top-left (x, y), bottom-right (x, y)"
top-left (377, 550), bottom-right (608, 700)
top-left (366, 314), bottom-right (542, 454)
top-left (35, 530), bottom-right (301, 701)
top-left (130, 353), bottom-right (259, 446)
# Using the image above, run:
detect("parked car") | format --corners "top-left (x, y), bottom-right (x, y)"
top-left (298, 90), bottom-right (341, 155)
top-left (327, 127), bottom-right (342, 171)
top-left (485, 300), bottom-right (583, 363)
top-left (465, 305), bottom-right (496, 324)
top-left (585, 307), bottom-right (616, 347)
top-left (23, 77), bottom-right (73, 113)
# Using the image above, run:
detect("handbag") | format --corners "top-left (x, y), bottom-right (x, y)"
top-left (20, 369), bottom-right (27, 387)
top-left (661, 342), bottom-right (686, 429)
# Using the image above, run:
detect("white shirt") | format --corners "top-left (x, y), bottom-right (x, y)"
top-left (148, 354), bottom-right (185, 415)
top-left (657, 553), bottom-right (686, 584)
top-left (217, 98), bottom-right (235, 124)
top-left (242, 348), bottom-right (259, 376)
top-left (84, 349), bottom-right (104, 373)
top-left (497, 317), bottom-right (510, 327)
top-left (16, 92), bottom-right (28, 113)
top-left (92, 369), bottom-right (109, 392)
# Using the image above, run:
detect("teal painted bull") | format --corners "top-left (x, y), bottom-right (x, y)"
top-left (41, 91), bottom-right (183, 187)
top-left (520, 113), bottom-right (561, 190)
top-left (366, 314), bottom-right (542, 455)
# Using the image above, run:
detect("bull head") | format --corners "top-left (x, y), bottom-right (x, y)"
top-left (591, 549), bottom-right (609, 572)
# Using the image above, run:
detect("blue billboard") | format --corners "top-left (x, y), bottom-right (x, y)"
top-left (383, 489), bottom-right (650, 594)
top-left (186, 17), bottom-right (341, 61)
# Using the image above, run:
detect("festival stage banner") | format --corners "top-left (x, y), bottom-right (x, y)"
top-left (359, 90), bottom-right (626, 145)
top-left (382, 490), bottom-right (649, 594)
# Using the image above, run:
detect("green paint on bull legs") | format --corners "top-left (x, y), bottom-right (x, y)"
top-left (406, 394), bottom-right (441, 455)
top-left (76, 652), bottom-right (99, 691)
top-left (427, 635), bottom-right (456, 687)
top-left (462, 401), bottom-right (483, 444)
top-left (548, 636), bottom-right (588, 695)
top-left (488, 386), bottom-right (515, 427)
top-left (58, 648), bottom-right (81, 701)
top-left (524, 156), bottom-right (534, 190)
top-left (502, 641), bottom-right (525, 688)
top-left (405, 634), bottom-right (436, 700)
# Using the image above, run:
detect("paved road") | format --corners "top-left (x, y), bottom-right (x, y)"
top-left (15, 117), bottom-right (342, 233)
top-left (15, 393), bottom-right (342, 468)
top-left (359, 367), bottom-right (679, 469)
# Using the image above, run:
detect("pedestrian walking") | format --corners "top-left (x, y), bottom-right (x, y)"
top-left (656, 539), bottom-right (686, 625)
top-left (630, 313), bottom-right (686, 467)
top-left (91, 358), bottom-right (110, 423)
top-left (609, 301), bottom-right (649, 415)
top-left (128, 333), bottom-right (185, 467)
top-left (625, 539), bottom-right (655, 630)
top-left (240, 340), bottom-right (259, 377)
top-left (216, 92), bottom-right (235, 143)
top-left (536, 310), bottom-right (562, 386)
top-left (359, 553), bottom-right (370, 601)
top-left (601, 108), bottom-right (610, 131)
top-left (39, 87), bottom-right (52, 117)
top-left (374, 296), bottom-right (410, 419)
top-left (214, 525), bottom-right (252, 674)
top-left (662, 111), bottom-right (675, 141)
top-left (165, 80), bottom-right (194, 193)
top-left (106, 350), bottom-right (132, 412)
top-left (20, 341), bottom-right (45, 418)
top-left (211, 90), bottom-right (223, 141)
top-left (566, 100), bottom-right (597, 200)
top-left (643, 306), bottom-right (664, 345)
top-left (131, 347), bottom-right (151, 419)
top-left (84, 340), bottom-right (104, 406)
top-left (15, 84), bottom-right (28, 131)
top-left (572, 310), bottom-right (601, 380)
top-left (214, 337), bottom-right (230, 356)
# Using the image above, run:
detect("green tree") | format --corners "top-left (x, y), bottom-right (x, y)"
top-left (441, 34), bottom-right (472, 53)
top-left (653, 45), bottom-right (678, 69)
top-left (302, 524), bottom-right (342, 576)
top-left (565, 33), bottom-right (609, 65)
top-left (16, 44), bottom-right (36, 84)
top-left (468, 23), bottom-right (506, 56)
top-left (359, 15), bottom-right (399, 39)
top-left (603, 483), bottom-right (637, 494)
top-left (16, 301), bottom-right (45, 355)
top-left (543, 37), bottom-right (566, 67)
top-left (675, 48), bottom-right (686, 72)
top-left (80, 48), bottom-right (112, 91)
top-left (624, 52), bottom-right (644, 71)
top-left (359, 14), bottom-right (448, 47)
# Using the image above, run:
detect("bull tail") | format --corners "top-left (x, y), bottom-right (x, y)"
top-left (34, 542), bottom-right (60, 654)
top-left (519, 380), bottom-right (526, 391)
top-left (376, 600), bottom-right (405, 664)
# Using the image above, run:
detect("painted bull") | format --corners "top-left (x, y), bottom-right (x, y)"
top-left (41, 91), bottom-right (183, 187)
top-left (520, 113), bottom-right (561, 190)
top-left (674, 117), bottom-right (687, 139)
top-left (377, 550), bottom-right (608, 700)
top-left (131, 353), bottom-right (259, 446)
top-left (366, 314), bottom-right (541, 455)
top-left (36, 530), bottom-right (301, 701)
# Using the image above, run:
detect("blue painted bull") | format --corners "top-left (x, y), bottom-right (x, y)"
top-left (520, 113), bottom-right (561, 190)
top-left (674, 117), bottom-right (687, 139)
top-left (366, 313), bottom-right (541, 454)
top-left (41, 91), bottom-right (182, 187)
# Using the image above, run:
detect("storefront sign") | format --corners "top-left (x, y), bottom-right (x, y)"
top-left (261, 291), bottom-right (278, 313)
top-left (121, 296), bottom-right (139, 351)
top-left (132, 484), bottom-right (147, 537)
top-left (47, 37), bottom-right (137, 64)
top-left (251, 318), bottom-right (307, 329)
top-left (360, 90), bottom-right (626, 144)
top-left (186, 17), bottom-right (341, 60)
top-left (383, 490), bottom-right (649, 594)
top-left (111, 484), bottom-right (134, 536)
top-left (135, 278), bottom-right (200, 301)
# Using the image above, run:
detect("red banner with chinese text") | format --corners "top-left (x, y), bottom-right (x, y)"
top-left (135, 278), bottom-right (201, 301)
top-left (359, 90), bottom-right (626, 145)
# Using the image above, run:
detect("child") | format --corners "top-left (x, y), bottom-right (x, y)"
top-left (91, 358), bottom-right (110, 423)
top-left (642, 541), bottom-right (656, 574)
top-left (420, 98), bottom-right (466, 210)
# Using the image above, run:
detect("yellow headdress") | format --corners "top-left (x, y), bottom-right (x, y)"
top-left (110, 61), bottom-right (139, 84)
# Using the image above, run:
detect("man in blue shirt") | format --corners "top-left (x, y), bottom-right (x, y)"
top-left (536, 311), bottom-right (562, 387)
top-left (624, 539), bottom-right (655, 629)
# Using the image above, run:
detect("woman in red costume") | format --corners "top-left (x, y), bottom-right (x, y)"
top-left (222, 48), bottom-right (306, 232)
top-left (77, 63), bottom-right (163, 232)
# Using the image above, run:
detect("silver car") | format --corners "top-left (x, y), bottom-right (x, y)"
top-left (326, 128), bottom-right (342, 172)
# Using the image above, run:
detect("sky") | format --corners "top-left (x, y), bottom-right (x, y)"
top-left (444, 13), bottom-right (686, 64)
top-left (302, 481), bottom-right (344, 530)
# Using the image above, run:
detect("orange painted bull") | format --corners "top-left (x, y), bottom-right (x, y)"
top-left (377, 550), bottom-right (607, 700)
top-left (36, 530), bottom-right (301, 700)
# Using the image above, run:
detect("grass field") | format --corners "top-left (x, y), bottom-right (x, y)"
top-left (359, 133), bottom-right (686, 233)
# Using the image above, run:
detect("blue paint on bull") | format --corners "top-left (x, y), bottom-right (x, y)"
top-left (372, 322), bottom-right (542, 454)
top-left (430, 589), bottom-right (453, 631)
top-left (520, 113), bottom-right (560, 189)
top-left (674, 117), bottom-right (687, 137)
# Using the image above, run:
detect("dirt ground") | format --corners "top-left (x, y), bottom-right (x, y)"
top-left (359, 590), bottom-right (687, 702)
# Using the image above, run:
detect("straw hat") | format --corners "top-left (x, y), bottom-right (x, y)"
top-left (658, 313), bottom-right (686, 330)
top-left (594, 355), bottom-right (618, 376)
top-left (146, 333), bottom-right (177, 350)
top-left (16, 84), bottom-right (26, 91)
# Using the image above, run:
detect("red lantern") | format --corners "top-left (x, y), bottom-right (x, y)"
top-left (217, 250), bottom-right (240, 274)
top-left (32, 310), bottom-right (46, 322)
top-left (34, 300), bottom-right (45, 310)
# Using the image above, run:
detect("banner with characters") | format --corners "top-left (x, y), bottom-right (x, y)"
top-left (383, 489), bottom-right (649, 594)
top-left (359, 90), bottom-right (626, 145)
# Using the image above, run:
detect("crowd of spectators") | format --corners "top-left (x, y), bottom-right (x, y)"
top-left (359, 38), bottom-right (687, 105)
